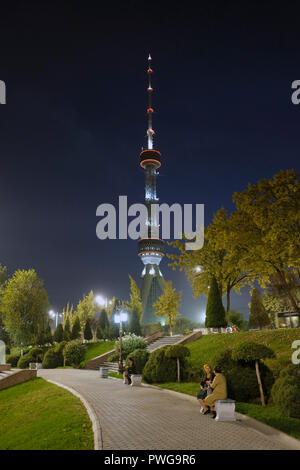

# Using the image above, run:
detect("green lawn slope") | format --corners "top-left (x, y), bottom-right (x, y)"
top-left (186, 328), bottom-right (300, 377)
top-left (0, 378), bottom-right (94, 450)
top-left (84, 340), bottom-right (115, 362)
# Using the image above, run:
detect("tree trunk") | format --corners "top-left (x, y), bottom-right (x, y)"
top-left (226, 287), bottom-right (231, 312)
top-left (177, 357), bottom-right (180, 383)
top-left (255, 360), bottom-right (265, 406)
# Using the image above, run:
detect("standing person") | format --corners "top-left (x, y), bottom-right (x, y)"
top-left (198, 365), bottom-right (227, 419)
top-left (196, 364), bottom-right (215, 410)
top-left (123, 357), bottom-right (136, 385)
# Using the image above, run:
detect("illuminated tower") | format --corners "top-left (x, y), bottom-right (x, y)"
top-left (138, 55), bottom-right (165, 324)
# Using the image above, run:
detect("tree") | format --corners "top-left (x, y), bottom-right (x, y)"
top-left (89, 317), bottom-right (98, 341)
top-left (0, 269), bottom-right (49, 346)
top-left (126, 275), bottom-right (142, 319)
top-left (36, 322), bottom-right (53, 345)
top-left (84, 319), bottom-right (93, 341)
top-left (97, 309), bottom-right (110, 339)
top-left (249, 289), bottom-right (270, 330)
top-left (153, 280), bottom-right (181, 336)
top-left (165, 344), bottom-right (190, 383)
top-left (53, 323), bottom-right (64, 343)
top-left (128, 308), bottom-right (142, 336)
top-left (168, 209), bottom-right (253, 312)
top-left (205, 276), bottom-right (227, 329)
top-left (232, 341), bottom-right (275, 406)
top-left (173, 316), bottom-right (195, 335)
top-left (76, 291), bottom-right (97, 330)
top-left (229, 170), bottom-right (300, 314)
top-left (0, 264), bottom-right (8, 291)
top-left (63, 303), bottom-right (74, 328)
top-left (70, 316), bottom-right (81, 340)
top-left (63, 317), bottom-right (71, 341)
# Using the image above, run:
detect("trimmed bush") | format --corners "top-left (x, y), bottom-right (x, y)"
top-left (53, 341), bottom-right (67, 366)
top-left (42, 348), bottom-right (61, 369)
top-left (126, 348), bottom-right (150, 374)
top-left (271, 364), bottom-right (300, 418)
top-left (165, 345), bottom-right (191, 383)
top-left (63, 340), bottom-right (86, 367)
top-left (143, 346), bottom-right (189, 384)
top-left (115, 333), bottom-right (147, 360)
top-left (186, 366), bottom-right (203, 383)
top-left (232, 341), bottom-right (275, 405)
top-left (6, 354), bottom-right (20, 367)
top-left (17, 347), bottom-right (44, 369)
top-left (212, 347), bottom-right (274, 403)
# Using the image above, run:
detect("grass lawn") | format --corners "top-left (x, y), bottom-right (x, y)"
top-left (0, 378), bottom-right (94, 450)
top-left (108, 372), bottom-right (123, 379)
top-left (186, 328), bottom-right (300, 377)
top-left (83, 340), bottom-right (115, 363)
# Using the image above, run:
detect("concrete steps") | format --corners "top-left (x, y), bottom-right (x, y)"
top-left (0, 370), bottom-right (14, 380)
top-left (147, 335), bottom-right (184, 352)
top-left (101, 361), bottom-right (119, 373)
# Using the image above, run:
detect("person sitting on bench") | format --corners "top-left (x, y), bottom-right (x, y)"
top-left (124, 357), bottom-right (136, 385)
top-left (198, 365), bottom-right (227, 419)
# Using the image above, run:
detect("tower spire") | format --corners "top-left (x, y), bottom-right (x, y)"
top-left (147, 54), bottom-right (154, 150)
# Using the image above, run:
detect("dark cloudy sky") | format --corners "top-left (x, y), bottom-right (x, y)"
top-left (0, 1), bottom-right (299, 321)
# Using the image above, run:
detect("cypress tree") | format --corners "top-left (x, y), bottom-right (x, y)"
top-left (249, 288), bottom-right (270, 330)
top-left (84, 319), bottom-right (93, 341)
top-left (70, 316), bottom-right (81, 340)
top-left (205, 277), bottom-right (227, 328)
top-left (97, 309), bottom-right (109, 339)
top-left (53, 323), bottom-right (64, 343)
top-left (63, 317), bottom-right (71, 341)
top-left (128, 308), bottom-right (142, 336)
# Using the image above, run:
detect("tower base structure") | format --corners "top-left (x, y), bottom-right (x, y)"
top-left (140, 264), bottom-right (165, 324)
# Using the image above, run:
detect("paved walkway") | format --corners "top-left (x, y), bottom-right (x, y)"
top-left (38, 369), bottom-right (297, 450)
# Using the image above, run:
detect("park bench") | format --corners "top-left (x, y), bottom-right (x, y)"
top-left (215, 399), bottom-right (236, 421)
top-left (130, 374), bottom-right (142, 386)
top-left (29, 363), bottom-right (42, 370)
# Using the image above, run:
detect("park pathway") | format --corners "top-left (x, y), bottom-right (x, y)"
top-left (38, 369), bottom-right (297, 450)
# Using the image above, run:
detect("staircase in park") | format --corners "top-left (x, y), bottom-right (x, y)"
top-left (147, 335), bottom-right (184, 352)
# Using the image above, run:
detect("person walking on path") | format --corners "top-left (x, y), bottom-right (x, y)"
top-left (198, 365), bottom-right (227, 419)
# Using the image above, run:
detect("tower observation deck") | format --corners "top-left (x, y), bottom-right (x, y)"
top-left (138, 55), bottom-right (165, 324)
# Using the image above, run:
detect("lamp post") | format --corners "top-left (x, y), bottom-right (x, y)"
top-left (114, 302), bottom-right (128, 374)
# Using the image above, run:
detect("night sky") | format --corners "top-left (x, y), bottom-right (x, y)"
top-left (0, 1), bottom-right (299, 321)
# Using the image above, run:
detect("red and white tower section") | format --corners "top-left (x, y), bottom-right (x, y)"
top-left (138, 55), bottom-right (165, 324)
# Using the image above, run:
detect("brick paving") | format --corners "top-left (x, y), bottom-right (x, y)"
top-left (38, 369), bottom-right (293, 450)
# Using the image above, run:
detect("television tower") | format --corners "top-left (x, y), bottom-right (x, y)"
top-left (138, 55), bottom-right (165, 324)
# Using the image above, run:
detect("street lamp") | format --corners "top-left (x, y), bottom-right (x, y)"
top-left (49, 310), bottom-right (63, 328)
top-left (95, 295), bottom-right (109, 308)
top-left (114, 304), bottom-right (128, 374)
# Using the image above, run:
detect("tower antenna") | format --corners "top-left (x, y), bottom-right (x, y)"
top-left (147, 54), bottom-right (154, 150)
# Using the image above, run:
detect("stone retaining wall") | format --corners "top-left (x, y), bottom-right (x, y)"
top-left (0, 369), bottom-right (37, 391)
